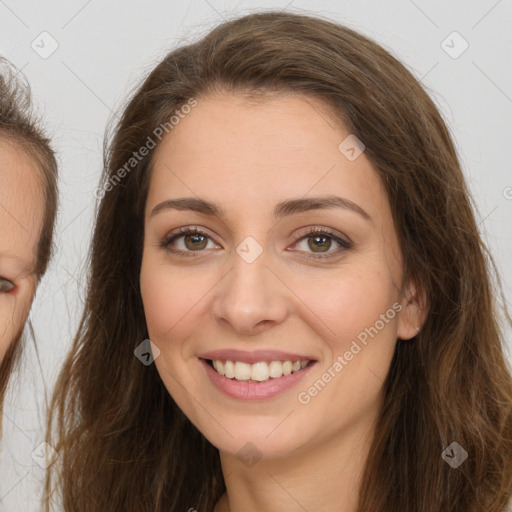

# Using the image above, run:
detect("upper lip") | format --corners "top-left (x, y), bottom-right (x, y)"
top-left (198, 349), bottom-right (316, 364)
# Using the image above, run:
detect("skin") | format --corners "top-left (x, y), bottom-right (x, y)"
top-left (140, 93), bottom-right (426, 512)
top-left (0, 139), bottom-right (43, 362)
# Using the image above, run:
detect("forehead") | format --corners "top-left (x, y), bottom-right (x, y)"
top-left (147, 93), bottom-right (389, 223)
top-left (0, 138), bottom-right (45, 272)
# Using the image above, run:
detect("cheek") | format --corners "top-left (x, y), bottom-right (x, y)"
top-left (140, 254), bottom-right (216, 344)
top-left (291, 270), bottom-right (399, 435)
top-left (290, 264), bottom-right (398, 351)
top-left (0, 293), bottom-right (32, 360)
top-left (0, 303), bottom-right (16, 360)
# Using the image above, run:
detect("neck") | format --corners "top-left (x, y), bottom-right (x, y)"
top-left (214, 417), bottom-right (377, 512)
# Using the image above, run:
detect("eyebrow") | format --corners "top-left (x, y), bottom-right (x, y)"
top-left (151, 195), bottom-right (372, 223)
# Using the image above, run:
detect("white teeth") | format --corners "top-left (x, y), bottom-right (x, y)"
top-left (214, 360), bottom-right (225, 376)
top-left (224, 360), bottom-right (235, 378)
top-left (268, 360), bottom-right (283, 378)
top-left (234, 361), bottom-right (252, 380)
top-left (211, 359), bottom-right (311, 382)
top-left (251, 362), bottom-right (269, 382)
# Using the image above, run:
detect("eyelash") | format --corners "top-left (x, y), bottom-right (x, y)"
top-left (160, 226), bottom-right (352, 260)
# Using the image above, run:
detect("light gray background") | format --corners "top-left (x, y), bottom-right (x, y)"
top-left (0, 0), bottom-right (511, 509)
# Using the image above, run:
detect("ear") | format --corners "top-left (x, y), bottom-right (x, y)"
top-left (396, 279), bottom-right (428, 340)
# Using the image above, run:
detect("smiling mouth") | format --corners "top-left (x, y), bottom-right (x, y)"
top-left (203, 358), bottom-right (314, 383)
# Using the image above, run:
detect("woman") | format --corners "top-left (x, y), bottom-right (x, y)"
top-left (0, 58), bottom-right (58, 430)
top-left (45, 11), bottom-right (512, 512)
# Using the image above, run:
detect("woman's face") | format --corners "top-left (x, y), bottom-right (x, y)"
top-left (140, 93), bottom-right (424, 459)
top-left (0, 139), bottom-right (43, 361)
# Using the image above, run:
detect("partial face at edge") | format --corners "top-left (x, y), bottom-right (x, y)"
top-left (0, 139), bottom-right (44, 362)
top-left (140, 92), bottom-right (425, 459)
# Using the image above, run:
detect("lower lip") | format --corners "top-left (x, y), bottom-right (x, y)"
top-left (200, 358), bottom-right (316, 400)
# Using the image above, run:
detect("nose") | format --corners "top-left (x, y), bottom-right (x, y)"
top-left (211, 248), bottom-right (289, 336)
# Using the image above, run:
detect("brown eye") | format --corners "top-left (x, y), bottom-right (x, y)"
top-left (161, 227), bottom-right (219, 256)
top-left (293, 228), bottom-right (351, 259)
top-left (183, 232), bottom-right (208, 251)
top-left (0, 277), bottom-right (15, 293)
top-left (307, 234), bottom-right (332, 253)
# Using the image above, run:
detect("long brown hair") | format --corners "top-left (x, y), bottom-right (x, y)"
top-left (0, 57), bottom-right (58, 421)
top-left (45, 11), bottom-right (512, 511)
